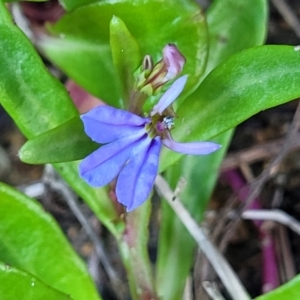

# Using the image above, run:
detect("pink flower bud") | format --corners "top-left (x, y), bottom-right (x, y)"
top-left (141, 44), bottom-right (186, 91)
top-left (163, 44), bottom-right (186, 80)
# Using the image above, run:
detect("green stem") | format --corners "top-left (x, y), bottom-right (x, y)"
top-left (119, 201), bottom-right (158, 300)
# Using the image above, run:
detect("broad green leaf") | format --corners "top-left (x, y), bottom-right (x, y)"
top-left (0, 2), bottom-right (77, 139)
top-left (256, 275), bottom-right (300, 300)
top-left (0, 263), bottom-right (72, 300)
top-left (110, 16), bottom-right (141, 107)
top-left (160, 44), bottom-right (300, 172)
top-left (19, 117), bottom-right (99, 164)
top-left (156, 1), bottom-right (267, 299)
top-left (40, 0), bottom-right (208, 106)
top-left (59, 0), bottom-right (99, 11)
top-left (0, 2), bottom-right (121, 236)
top-left (160, 0), bottom-right (269, 171)
top-left (204, 0), bottom-right (267, 78)
top-left (0, 182), bottom-right (100, 300)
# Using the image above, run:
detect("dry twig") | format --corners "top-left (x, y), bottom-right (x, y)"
top-left (43, 165), bottom-right (126, 300)
top-left (221, 137), bottom-right (300, 171)
top-left (202, 281), bottom-right (226, 300)
top-left (243, 209), bottom-right (300, 236)
top-left (155, 175), bottom-right (250, 300)
top-left (217, 101), bottom-right (300, 251)
top-left (272, 0), bottom-right (300, 39)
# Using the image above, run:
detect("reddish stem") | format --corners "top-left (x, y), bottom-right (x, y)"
top-left (223, 169), bottom-right (279, 292)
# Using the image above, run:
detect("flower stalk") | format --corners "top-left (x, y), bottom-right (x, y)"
top-left (77, 44), bottom-right (223, 298)
top-left (119, 202), bottom-right (158, 300)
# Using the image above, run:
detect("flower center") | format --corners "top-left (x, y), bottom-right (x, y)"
top-left (145, 114), bottom-right (175, 139)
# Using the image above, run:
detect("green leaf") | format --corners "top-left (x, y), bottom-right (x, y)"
top-left (256, 275), bottom-right (300, 300)
top-left (203, 0), bottom-right (267, 78)
top-left (156, 1), bottom-right (268, 299)
top-left (40, 0), bottom-right (208, 106)
top-left (159, 0), bottom-right (267, 171)
top-left (0, 2), bottom-right (121, 239)
top-left (41, 31), bottom-right (121, 107)
top-left (0, 182), bottom-right (100, 300)
top-left (0, 263), bottom-right (72, 300)
top-left (0, 2), bottom-right (77, 139)
top-left (19, 117), bottom-right (99, 164)
top-left (110, 15), bottom-right (141, 107)
top-left (59, 0), bottom-right (99, 11)
top-left (160, 44), bottom-right (300, 171)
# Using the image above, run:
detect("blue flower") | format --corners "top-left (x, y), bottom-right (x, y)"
top-left (79, 75), bottom-right (221, 211)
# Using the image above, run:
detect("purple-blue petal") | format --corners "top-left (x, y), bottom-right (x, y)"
top-left (116, 136), bottom-right (161, 211)
top-left (79, 130), bottom-right (146, 187)
top-left (115, 137), bottom-right (151, 208)
top-left (151, 75), bottom-right (187, 116)
top-left (162, 132), bottom-right (221, 155)
top-left (81, 105), bottom-right (149, 143)
top-left (83, 105), bottom-right (147, 126)
top-left (81, 117), bottom-right (147, 144)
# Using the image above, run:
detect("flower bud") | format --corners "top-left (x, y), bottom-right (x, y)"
top-left (137, 44), bottom-right (186, 93)
top-left (129, 45), bottom-right (185, 115)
